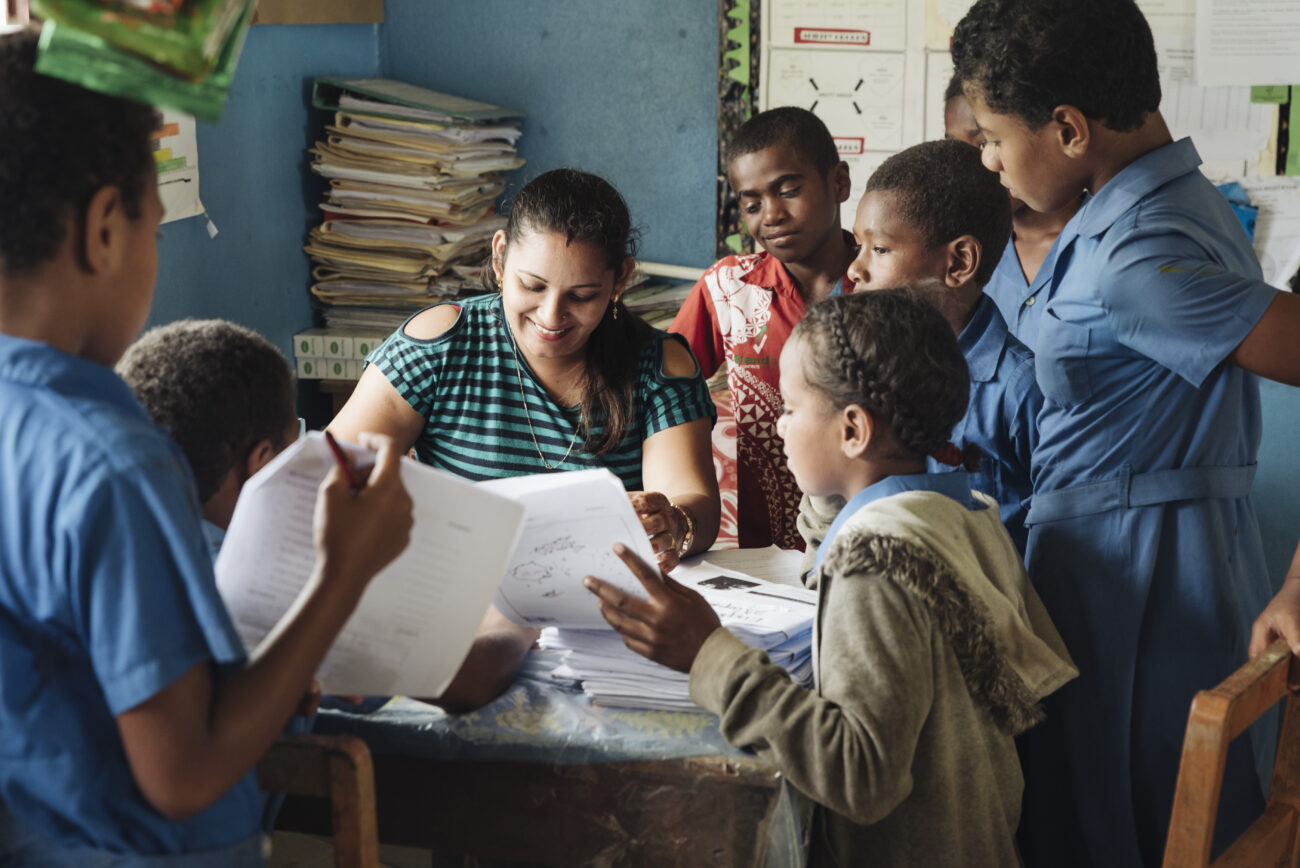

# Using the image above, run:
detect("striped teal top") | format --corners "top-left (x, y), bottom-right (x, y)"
top-left (366, 294), bottom-right (716, 490)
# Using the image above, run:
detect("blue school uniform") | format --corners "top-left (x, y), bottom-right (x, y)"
top-left (926, 295), bottom-right (1039, 554)
top-left (1018, 139), bottom-right (1278, 868)
top-left (983, 232), bottom-right (1068, 350)
top-left (0, 336), bottom-right (263, 864)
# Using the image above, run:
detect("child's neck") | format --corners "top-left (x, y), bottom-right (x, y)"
top-left (782, 229), bottom-right (856, 305)
top-left (927, 283), bottom-right (983, 337)
top-left (839, 456), bottom-right (928, 502)
top-left (0, 263), bottom-right (93, 360)
top-left (1011, 197), bottom-right (1081, 284)
top-left (1083, 111), bottom-right (1174, 199)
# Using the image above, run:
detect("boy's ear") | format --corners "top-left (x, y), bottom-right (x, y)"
top-left (244, 438), bottom-right (277, 480)
top-left (830, 160), bottom-right (852, 205)
top-left (79, 185), bottom-right (128, 275)
top-left (945, 235), bottom-right (981, 288)
top-left (1051, 105), bottom-right (1091, 158)
top-left (840, 403), bottom-right (874, 460)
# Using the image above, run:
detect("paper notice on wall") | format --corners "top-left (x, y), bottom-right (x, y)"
top-left (1238, 177), bottom-right (1300, 291)
top-left (1194, 0), bottom-right (1300, 86)
top-left (924, 0), bottom-right (974, 49)
top-left (1150, 29), bottom-right (1276, 180)
top-left (768, 0), bottom-right (906, 52)
top-left (840, 151), bottom-right (888, 233)
top-left (766, 48), bottom-right (907, 155)
top-left (924, 50), bottom-right (955, 142)
top-left (154, 110), bottom-right (204, 224)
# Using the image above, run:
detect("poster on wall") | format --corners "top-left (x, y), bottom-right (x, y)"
top-left (154, 109), bottom-right (205, 224)
top-left (768, 0), bottom-right (906, 53)
top-left (765, 48), bottom-right (907, 153)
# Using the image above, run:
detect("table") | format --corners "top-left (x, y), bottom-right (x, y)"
top-left (277, 670), bottom-right (804, 867)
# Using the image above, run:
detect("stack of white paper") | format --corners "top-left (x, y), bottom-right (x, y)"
top-left (538, 559), bottom-right (818, 711)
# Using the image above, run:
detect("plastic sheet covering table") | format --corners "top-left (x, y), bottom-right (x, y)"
top-left (277, 661), bottom-right (805, 867)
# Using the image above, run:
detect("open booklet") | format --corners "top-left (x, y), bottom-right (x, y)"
top-left (215, 432), bottom-right (524, 697)
top-left (479, 468), bottom-right (660, 629)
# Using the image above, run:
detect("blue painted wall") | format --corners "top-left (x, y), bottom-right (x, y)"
top-left (148, 6), bottom-right (1300, 580)
top-left (377, 0), bottom-right (719, 270)
top-left (150, 24), bottom-right (379, 347)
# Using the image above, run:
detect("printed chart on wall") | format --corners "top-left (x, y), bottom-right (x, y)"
top-left (154, 109), bottom-right (205, 224)
top-left (766, 0), bottom-right (906, 52)
top-left (765, 45), bottom-right (904, 227)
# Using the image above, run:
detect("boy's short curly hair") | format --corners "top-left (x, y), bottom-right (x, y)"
top-left (865, 139), bottom-right (1012, 287)
top-left (117, 320), bottom-right (297, 504)
top-left (0, 27), bottom-right (159, 275)
top-left (794, 290), bottom-right (969, 460)
top-left (951, 0), bottom-right (1161, 132)
top-left (728, 106), bottom-right (841, 176)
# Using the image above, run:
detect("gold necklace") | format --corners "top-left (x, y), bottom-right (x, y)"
top-left (503, 316), bottom-right (581, 470)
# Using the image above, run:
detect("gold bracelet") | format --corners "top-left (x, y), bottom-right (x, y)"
top-left (669, 502), bottom-right (696, 557)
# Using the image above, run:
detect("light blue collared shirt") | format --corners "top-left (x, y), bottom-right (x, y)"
top-left (0, 335), bottom-right (260, 856)
top-left (1031, 138), bottom-right (1276, 496)
top-left (927, 296), bottom-right (1039, 554)
top-left (814, 471), bottom-right (983, 572)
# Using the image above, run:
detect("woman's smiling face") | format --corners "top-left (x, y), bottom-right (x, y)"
top-left (494, 228), bottom-right (624, 367)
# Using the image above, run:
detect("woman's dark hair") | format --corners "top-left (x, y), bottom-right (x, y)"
top-left (118, 320), bottom-right (297, 503)
top-left (0, 27), bottom-right (159, 274)
top-left (793, 290), bottom-right (971, 462)
top-left (488, 168), bottom-right (650, 456)
top-left (865, 139), bottom-right (1011, 287)
top-left (951, 0), bottom-right (1161, 132)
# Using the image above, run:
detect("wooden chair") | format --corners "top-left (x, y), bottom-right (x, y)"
top-left (1163, 638), bottom-right (1300, 868)
top-left (257, 734), bottom-right (380, 868)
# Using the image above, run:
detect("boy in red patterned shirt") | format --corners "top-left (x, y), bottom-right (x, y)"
top-left (672, 107), bottom-right (857, 548)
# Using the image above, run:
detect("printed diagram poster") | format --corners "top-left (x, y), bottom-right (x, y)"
top-left (154, 110), bottom-right (204, 224)
top-left (767, 0), bottom-right (906, 52)
top-left (766, 48), bottom-right (907, 156)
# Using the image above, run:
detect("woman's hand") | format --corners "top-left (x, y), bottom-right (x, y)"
top-left (584, 543), bottom-right (722, 673)
top-left (628, 491), bottom-right (688, 572)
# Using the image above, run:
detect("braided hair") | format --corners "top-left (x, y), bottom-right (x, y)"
top-left (793, 290), bottom-right (972, 464)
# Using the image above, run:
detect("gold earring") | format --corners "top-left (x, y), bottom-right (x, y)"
top-left (612, 296), bottom-right (621, 320)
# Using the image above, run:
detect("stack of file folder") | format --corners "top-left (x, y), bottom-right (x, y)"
top-left (305, 78), bottom-right (526, 325)
top-left (538, 559), bottom-right (817, 711)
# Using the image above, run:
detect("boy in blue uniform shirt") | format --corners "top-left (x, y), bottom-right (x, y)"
top-left (943, 74), bottom-right (1082, 349)
top-left (0, 29), bottom-right (413, 865)
top-left (846, 139), bottom-right (1037, 553)
top-left (952, 1), bottom-right (1300, 865)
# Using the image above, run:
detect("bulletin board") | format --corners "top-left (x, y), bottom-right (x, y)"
top-left (713, 0), bottom-right (1300, 290)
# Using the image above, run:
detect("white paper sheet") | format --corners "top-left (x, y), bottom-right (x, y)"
top-left (924, 0), bottom-right (975, 48)
top-left (480, 469), bottom-right (660, 629)
top-left (693, 545), bottom-right (807, 587)
top-left (1238, 177), bottom-right (1300, 291)
top-left (1195, 0), bottom-right (1300, 86)
top-left (924, 50), bottom-right (955, 142)
top-left (766, 47), bottom-right (908, 154)
top-left (839, 151), bottom-right (889, 236)
top-left (216, 432), bottom-right (524, 696)
top-left (768, 0), bottom-right (907, 52)
top-left (156, 110), bottom-right (205, 224)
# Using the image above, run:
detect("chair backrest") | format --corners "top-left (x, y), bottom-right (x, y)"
top-left (257, 733), bottom-right (380, 868)
top-left (1163, 638), bottom-right (1300, 868)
